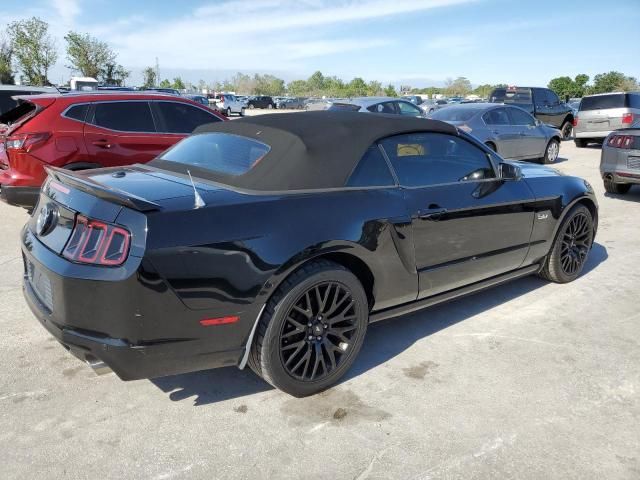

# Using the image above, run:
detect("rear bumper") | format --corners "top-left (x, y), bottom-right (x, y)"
top-left (0, 185), bottom-right (39, 208)
top-left (575, 129), bottom-right (611, 139)
top-left (21, 226), bottom-right (247, 381)
top-left (600, 147), bottom-right (640, 184)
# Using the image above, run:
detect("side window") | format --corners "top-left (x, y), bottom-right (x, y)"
top-left (396, 101), bottom-right (422, 116)
top-left (92, 102), bottom-right (155, 132)
top-left (64, 104), bottom-right (89, 122)
top-left (533, 88), bottom-right (549, 107)
top-left (482, 108), bottom-right (510, 125)
top-left (508, 107), bottom-right (536, 126)
top-left (547, 90), bottom-right (560, 105)
top-left (155, 101), bottom-right (221, 134)
top-left (347, 144), bottom-right (395, 187)
top-left (380, 133), bottom-right (495, 187)
top-left (367, 102), bottom-right (397, 114)
top-left (628, 94), bottom-right (640, 109)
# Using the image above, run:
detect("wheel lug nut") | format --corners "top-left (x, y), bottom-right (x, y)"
top-left (308, 335), bottom-right (313, 341)
top-left (307, 323), bottom-right (312, 327)
top-left (323, 324), bottom-right (328, 329)
top-left (316, 336), bottom-right (322, 340)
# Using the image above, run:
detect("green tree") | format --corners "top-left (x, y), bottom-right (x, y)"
top-left (445, 77), bottom-right (472, 96)
top-left (253, 74), bottom-right (285, 96)
top-left (307, 70), bottom-right (325, 94)
top-left (157, 78), bottom-right (171, 88)
top-left (473, 84), bottom-right (494, 99)
top-left (590, 71), bottom-right (638, 94)
top-left (287, 79), bottom-right (308, 96)
top-left (346, 77), bottom-right (367, 97)
top-left (142, 67), bottom-right (156, 88)
top-left (0, 36), bottom-right (14, 84)
top-left (548, 76), bottom-right (575, 99)
top-left (574, 74), bottom-right (589, 97)
top-left (102, 62), bottom-right (129, 86)
top-left (65, 32), bottom-right (121, 82)
top-left (7, 17), bottom-right (57, 86)
top-left (383, 84), bottom-right (398, 97)
top-left (366, 80), bottom-right (383, 96)
top-left (172, 77), bottom-right (185, 90)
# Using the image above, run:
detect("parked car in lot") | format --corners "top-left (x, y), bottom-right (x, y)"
top-left (276, 97), bottom-right (305, 109)
top-left (574, 92), bottom-right (640, 148)
top-left (182, 94), bottom-right (210, 106)
top-left (23, 111), bottom-right (598, 397)
top-left (0, 92), bottom-right (226, 209)
top-left (0, 85), bottom-right (58, 115)
top-left (489, 86), bottom-right (574, 139)
top-left (402, 95), bottom-right (423, 105)
top-left (247, 95), bottom-right (275, 109)
top-left (429, 103), bottom-right (562, 164)
top-left (143, 88), bottom-right (181, 96)
top-left (211, 93), bottom-right (246, 116)
top-left (600, 119), bottom-right (640, 194)
top-left (328, 97), bottom-right (426, 117)
top-left (419, 98), bottom-right (448, 114)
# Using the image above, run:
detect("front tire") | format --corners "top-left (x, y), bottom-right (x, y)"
top-left (560, 121), bottom-right (573, 140)
top-left (226, 107), bottom-right (231, 117)
top-left (541, 138), bottom-right (560, 164)
top-left (249, 104), bottom-right (255, 109)
top-left (249, 260), bottom-right (368, 397)
top-left (240, 107), bottom-right (245, 117)
top-left (604, 178), bottom-right (631, 194)
top-left (539, 204), bottom-right (594, 283)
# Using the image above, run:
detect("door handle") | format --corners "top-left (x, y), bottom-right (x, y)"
top-left (92, 139), bottom-right (112, 149)
top-left (418, 205), bottom-right (448, 220)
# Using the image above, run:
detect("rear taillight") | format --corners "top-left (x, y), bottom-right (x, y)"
top-left (607, 135), bottom-right (634, 149)
top-left (63, 215), bottom-right (131, 266)
top-left (572, 116), bottom-right (579, 127)
top-left (622, 113), bottom-right (634, 124)
top-left (5, 132), bottom-right (50, 152)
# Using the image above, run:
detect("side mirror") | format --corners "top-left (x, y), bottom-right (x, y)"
top-left (500, 162), bottom-right (522, 181)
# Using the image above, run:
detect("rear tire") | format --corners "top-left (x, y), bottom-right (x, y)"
top-left (267, 104), bottom-right (273, 109)
top-left (240, 107), bottom-right (245, 117)
top-left (574, 138), bottom-right (587, 148)
top-left (539, 204), bottom-right (593, 283)
top-left (604, 178), bottom-right (631, 194)
top-left (541, 138), bottom-right (560, 164)
top-left (249, 104), bottom-right (255, 109)
top-left (560, 121), bottom-right (573, 140)
top-left (248, 260), bottom-right (368, 397)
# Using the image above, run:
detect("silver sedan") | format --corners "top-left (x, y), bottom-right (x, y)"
top-left (429, 103), bottom-right (562, 164)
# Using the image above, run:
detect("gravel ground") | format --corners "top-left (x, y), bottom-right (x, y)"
top-left (1, 139), bottom-right (639, 480)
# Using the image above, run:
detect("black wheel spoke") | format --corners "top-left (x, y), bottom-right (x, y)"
top-left (558, 212), bottom-right (592, 277)
top-left (279, 280), bottom-right (360, 382)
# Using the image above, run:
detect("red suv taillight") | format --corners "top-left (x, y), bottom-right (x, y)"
top-left (607, 134), bottom-right (634, 149)
top-left (5, 132), bottom-right (50, 152)
top-left (622, 113), bottom-right (634, 125)
top-left (572, 116), bottom-right (579, 127)
top-left (63, 215), bottom-right (131, 266)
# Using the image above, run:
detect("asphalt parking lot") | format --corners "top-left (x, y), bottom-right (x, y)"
top-left (1, 140), bottom-right (639, 480)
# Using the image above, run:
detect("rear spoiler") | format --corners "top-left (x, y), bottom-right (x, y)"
top-left (45, 166), bottom-right (162, 212)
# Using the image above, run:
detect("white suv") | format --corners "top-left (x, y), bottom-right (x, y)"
top-left (212, 93), bottom-right (246, 117)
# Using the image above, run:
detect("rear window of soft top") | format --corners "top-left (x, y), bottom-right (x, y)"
top-left (156, 132), bottom-right (270, 177)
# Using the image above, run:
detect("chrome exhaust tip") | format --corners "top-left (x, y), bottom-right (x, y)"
top-left (86, 357), bottom-right (112, 376)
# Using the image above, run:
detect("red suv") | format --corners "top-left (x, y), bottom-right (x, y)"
top-left (0, 92), bottom-right (226, 209)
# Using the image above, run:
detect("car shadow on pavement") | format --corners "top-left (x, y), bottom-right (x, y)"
top-left (604, 188), bottom-right (640, 203)
top-left (151, 242), bottom-right (607, 406)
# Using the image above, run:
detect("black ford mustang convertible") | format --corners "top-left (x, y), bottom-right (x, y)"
top-left (22, 111), bottom-right (598, 396)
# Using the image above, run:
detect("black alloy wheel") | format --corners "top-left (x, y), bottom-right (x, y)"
top-left (559, 211), bottom-right (591, 276)
top-left (279, 282), bottom-right (358, 382)
top-left (561, 121), bottom-right (573, 140)
top-left (249, 260), bottom-right (368, 397)
top-left (540, 204), bottom-right (594, 283)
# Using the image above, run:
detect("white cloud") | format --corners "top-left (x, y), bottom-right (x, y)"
top-left (52, 0), bottom-right (80, 25)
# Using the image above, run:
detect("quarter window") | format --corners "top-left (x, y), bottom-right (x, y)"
top-left (347, 144), bottom-right (395, 187)
top-left (92, 102), bottom-right (155, 132)
top-left (65, 104), bottom-right (89, 122)
top-left (154, 101), bottom-right (221, 134)
top-left (367, 102), bottom-right (397, 114)
top-left (380, 133), bottom-right (495, 187)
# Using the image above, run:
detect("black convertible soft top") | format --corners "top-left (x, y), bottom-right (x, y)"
top-left (159, 111), bottom-right (458, 191)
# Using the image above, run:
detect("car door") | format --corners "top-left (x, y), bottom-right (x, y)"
top-left (84, 100), bottom-right (172, 167)
top-left (532, 88), bottom-right (554, 125)
top-left (545, 90), bottom-right (565, 127)
top-left (481, 107), bottom-right (519, 158)
top-left (507, 106), bottom-right (547, 159)
top-left (152, 100), bottom-right (223, 137)
top-left (379, 132), bottom-right (536, 299)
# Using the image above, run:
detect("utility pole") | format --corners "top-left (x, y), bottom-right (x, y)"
top-left (155, 57), bottom-right (160, 87)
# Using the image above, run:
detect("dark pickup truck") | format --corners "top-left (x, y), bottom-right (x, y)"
top-left (489, 86), bottom-right (574, 139)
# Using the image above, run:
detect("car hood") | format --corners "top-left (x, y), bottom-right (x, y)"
top-left (505, 161), bottom-right (563, 178)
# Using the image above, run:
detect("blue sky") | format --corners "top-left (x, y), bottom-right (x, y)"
top-left (3, 0), bottom-right (640, 87)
